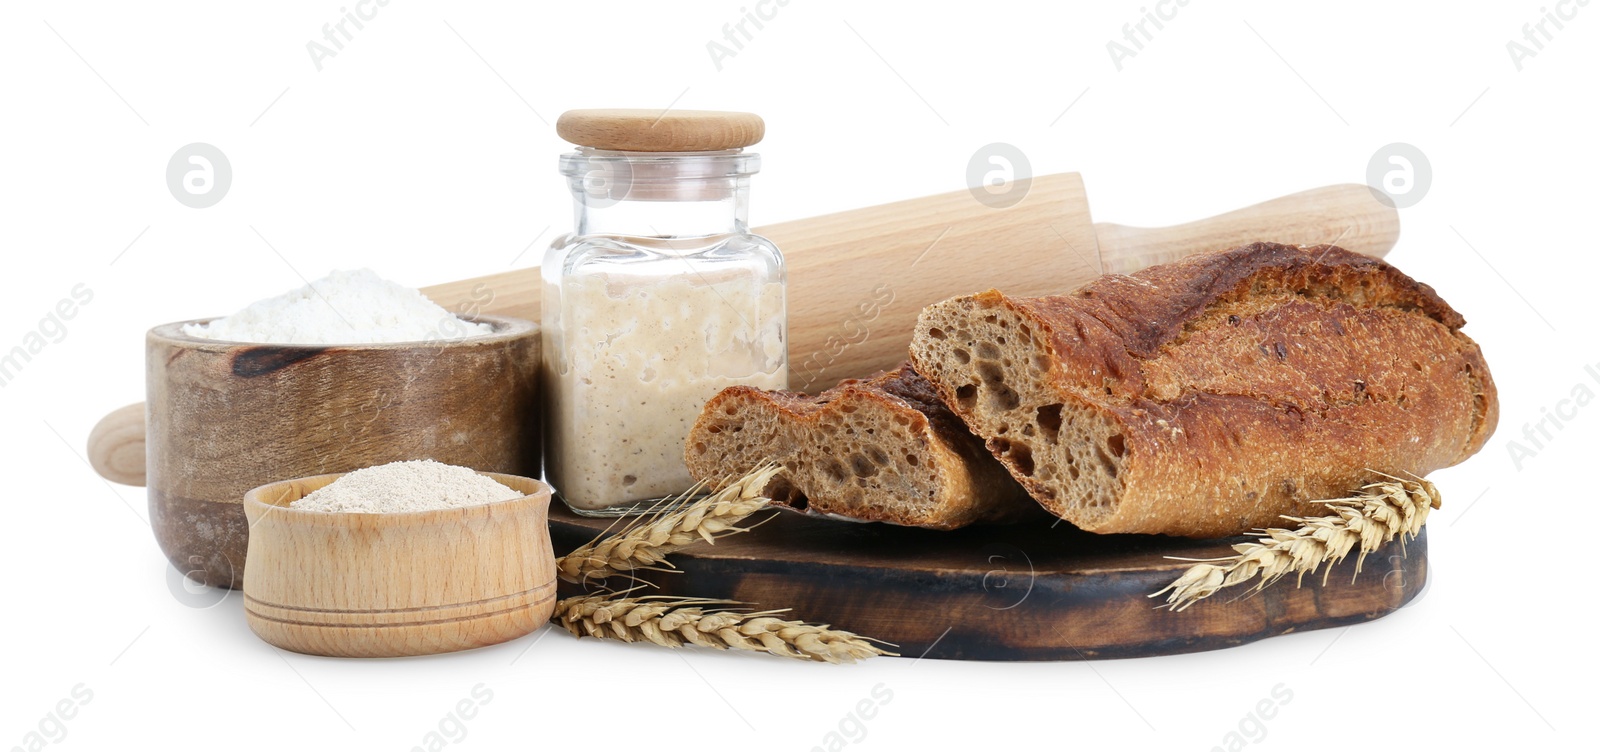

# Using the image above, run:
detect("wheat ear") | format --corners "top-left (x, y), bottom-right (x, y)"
top-left (1152, 474), bottom-right (1441, 612)
top-left (556, 464), bottom-right (783, 585)
top-left (554, 592), bottom-right (897, 663)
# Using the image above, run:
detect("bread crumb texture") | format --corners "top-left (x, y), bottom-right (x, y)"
top-left (684, 363), bottom-right (1037, 529)
top-left (909, 242), bottom-right (1498, 537)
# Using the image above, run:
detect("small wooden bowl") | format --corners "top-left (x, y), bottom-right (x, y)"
top-left (242, 472), bottom-right (555, 658)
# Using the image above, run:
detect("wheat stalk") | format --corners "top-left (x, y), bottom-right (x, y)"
top-left (555, 464), bottom-right (784, 585)
top-left (1151, 474), bottom-right (1442, 612)
top-left (554, 592), bottom-right (897, 663)
top-left (551, 464), bottom-right (897, 662)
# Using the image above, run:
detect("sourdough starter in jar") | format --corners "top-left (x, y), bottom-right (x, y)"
top-left (540, 109), bottom-right (786, 513)
top-left (545, 270), bottom-right (785, 507)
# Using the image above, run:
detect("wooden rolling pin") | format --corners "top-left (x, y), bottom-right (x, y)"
top-left (87, 175), bottom-right (1398, 486)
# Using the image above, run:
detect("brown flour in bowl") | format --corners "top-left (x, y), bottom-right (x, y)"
top-left (291, 460), bottom-right (522, 513)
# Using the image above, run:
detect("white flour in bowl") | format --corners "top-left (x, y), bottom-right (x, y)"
top-left (183, 268), bottom-right (493, 344)
top-left (291, 460), bottom-right (523, 513)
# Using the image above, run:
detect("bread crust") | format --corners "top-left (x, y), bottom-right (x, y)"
top-left (685, 363), bottom-right (1037, 529)
top-left (910, 243), bottom-right (1498, 537)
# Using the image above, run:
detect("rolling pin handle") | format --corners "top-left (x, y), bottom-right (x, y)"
top-left (88, 403), bottom-right (147, 487)
top-left (1093, 183), bottom-right (1400, 275)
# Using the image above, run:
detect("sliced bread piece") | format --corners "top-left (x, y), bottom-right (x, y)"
top-left (684, 363), bottom-right (1038, 529)
top-left (909, 242), bottom-right (1497, 537)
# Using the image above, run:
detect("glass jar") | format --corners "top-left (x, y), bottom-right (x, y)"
top-left (542, 147), bottom-right (786, 515)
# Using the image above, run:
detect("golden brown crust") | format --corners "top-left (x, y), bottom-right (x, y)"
top-left (910, 243), bottom-right (1499, 537)
top-left (685, 364), bottom-right (1037, 529)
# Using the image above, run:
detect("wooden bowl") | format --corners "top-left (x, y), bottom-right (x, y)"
top-left (242, 472), bottom-right (555, 658)
top-left (146, 315), bottom-right (540, 590)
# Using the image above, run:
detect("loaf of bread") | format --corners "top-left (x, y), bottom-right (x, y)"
top-left (908, 242), bottom-right (1497, 537)
top-left (684, 363), bottom-right (1038, 529)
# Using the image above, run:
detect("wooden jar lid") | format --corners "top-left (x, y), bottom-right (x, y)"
top-left (556, 109), bottom-right (764, 152)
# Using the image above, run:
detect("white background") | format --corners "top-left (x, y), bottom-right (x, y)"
top-left (2, 1), bottom-right (1595, 750)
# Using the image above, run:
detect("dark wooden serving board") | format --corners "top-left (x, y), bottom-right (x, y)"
top-left (548, 506), bottom-right (1426, 662)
